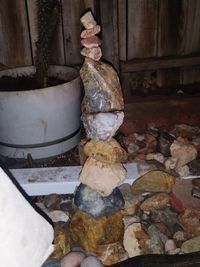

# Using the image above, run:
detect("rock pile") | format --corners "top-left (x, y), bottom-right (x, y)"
top-left (69, 11), bottom-right (128, 261)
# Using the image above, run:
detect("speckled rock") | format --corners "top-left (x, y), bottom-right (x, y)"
top-left (81, 47), bottom-right (102, 61)
top-left (96, 242), bottom-right (128, 266)
top-left (123, 223), bottom-right (150, 257)
top-left (80, 58), bottom-right (124, 113)
top-left (170, 137), bottom-right (197, 169)
top-left (43, 194), bottom-right (61, 210)
top-left (80, 11), bottom-right (97, 29)
top-left (80, 157), bottom-right (127, 196)
top-left (118, 183), bottom-right (144, 215)
top-left (83, 138), bottom-right (127, 163)
top-left (69, 210), bottom-right (124, 252)
top-left (147, 225), bottom-right (164, 254)
top-left (140, 193), bottom-right (170, 212)
top-left (181, 235), bottom-right (200, 253)
top-left (131, 170), bottom-right (175, 193)
top-left (74, 183), bottom-right (124, 217)
top-left (81, 25), bottom-right (101, 38)
top-left (81, 112), bottom-right (124, 141)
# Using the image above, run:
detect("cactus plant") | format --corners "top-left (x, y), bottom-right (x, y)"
top-left (35, 0), bottom-right (60, 87)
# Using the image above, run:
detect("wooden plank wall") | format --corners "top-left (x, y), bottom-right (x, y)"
top-left (0, 0), bottom-right (200, 95)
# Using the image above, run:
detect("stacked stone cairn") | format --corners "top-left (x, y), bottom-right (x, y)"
top-left (69, 11), bottom-right (128, 260)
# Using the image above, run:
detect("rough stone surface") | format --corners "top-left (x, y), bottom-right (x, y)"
top-left (81, 36), bottom-right (102, 48)
top-left (83, 138), bottom-right (127, 163)
top-left (157, 132), bottom-right (175, 157)
top-left (82, 112), bottom-right (124, 141)
top-left (46, 210), bottom-right (69, 223)
top-left (80, 11), bottom-right (97, 29)
top-left (60, 252), bottom-right (86, 267)
top-left (170, 137), bottom-right (197, 169)
top-left (80, 58), bottom-right (124, 113)
top-left (96, 242), bottom-right (128, 266)
top-left (74, 183), bottom-right (125, 217)
top-left (81, 47), bottom-right (102, 61)
top-left (43, 194), bottom-right (61, 210)
top-left (131, 170), bottom-right (175, 193)
top-left (69, 210), bottom-right (124, 252)
top-left (80, 157), bottom-right (127, 196)
top-left (146, 153), bottom-right (165, 163)
top-left (118, 183), bottom-right (144, 215)
top-left (181, 235), bottom-right (200, 253)
top-left (147, 225), bottom-right (164, 254)
top-left (123, 223), bottom-right (150, 257)
top-left (140, 193), bottom-right (170, 212)
top-left (81, 25), bottom-right (101, 38)
top-left (165, 239), bottom-right (177, 253)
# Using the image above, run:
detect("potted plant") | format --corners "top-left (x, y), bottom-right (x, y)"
top-left (0, 0), bottom-right (82, 160)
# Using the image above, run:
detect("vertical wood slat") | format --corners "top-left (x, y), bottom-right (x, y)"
top-left (127, 0), bottom-right (158, 59)
top-left (180, 0), bottom-right (200, 84)
top-left (97, 0), bottom-right (119, 71)
top-left (118, 0), bottom-right (127, 61)
top-left (0, 0), bottom-right (32, 67)
top-left (26, 0), bottom-right (65, 65)
top-left (156, 0), bottom-right (182, 87)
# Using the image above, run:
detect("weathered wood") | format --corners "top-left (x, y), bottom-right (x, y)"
top-left (97, 0), bottom-right (119, 71)
top-left (0, 0), bottom-right (32, 66)
top-left (62, 0), bottom-right (83, 66)
top-left (127, 0), bottom-right (158, 59)
top-left (26, 0), bottom-right (65, 65)
top-left (180, 0), bottom-right (200, 84)
top-left (121, 55), bottom-right (200, 72)
top-left (118, 0), bottom-right (127, 61)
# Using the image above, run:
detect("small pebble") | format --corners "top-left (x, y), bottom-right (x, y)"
top-left (80, 256), bottom-right (104, 267)
top-left (61, 252), bottom-right (86, 267)
top-left (165, 239), bottom-right (177, 253)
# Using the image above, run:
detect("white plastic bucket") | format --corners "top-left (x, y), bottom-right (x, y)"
top-left (0, 65), bottom-right (82, 159)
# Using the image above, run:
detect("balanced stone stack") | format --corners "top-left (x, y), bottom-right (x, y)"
top-left (69, 11), bottom-right (128, 256)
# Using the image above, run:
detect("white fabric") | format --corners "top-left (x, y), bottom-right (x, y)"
top-left (0, 168), bottom-right (54, 267)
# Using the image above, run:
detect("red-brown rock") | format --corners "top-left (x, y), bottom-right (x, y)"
top-left (81, 25), bottom-right (101, 38)
top-left (81, 36), bottom-right (102, 48)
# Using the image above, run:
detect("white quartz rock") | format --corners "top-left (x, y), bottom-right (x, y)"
top-left (81, 111), bottom-right (124, 141)
top-left (80, 157), bottom-right (127, 196)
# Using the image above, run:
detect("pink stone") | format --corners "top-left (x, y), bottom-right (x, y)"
top-left (81, 25), bottom-right (101, 38)
top-left (81, 36), bottom-right (102, 49)
top-left (80, 11), bottom-right (96, 29)
top-left (81, 47), bottom-right (102, 61)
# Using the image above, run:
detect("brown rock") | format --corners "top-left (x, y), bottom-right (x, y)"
top-left (80, 58), bottom-right (124, 113)
top-left (131, 170), bottom-right (175, 193)
top-left (83, 138), bottom-right (127, 164)
top-left (140, 193), bottom-right (170, 212)
top-left (123, 223), bottom-right (150, 257)
top-left (50, 223), bottom-right (70, 260)
top-left (69, 210), bottom-right (124, 253)
top-left (81, 36), bottom-right (102, 48)
top-left (80, 11), bottom-right (96, 29)
top-left (80, 157), bottom-right (127, 196)
top-left (81, 25), bottom-right (101, 38)
top-left (81, 47), bottom-right (102, 61)
top-left (177, 209), bottom-right (200, 238)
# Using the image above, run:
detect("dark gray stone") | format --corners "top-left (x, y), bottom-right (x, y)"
top-left (157, 132), bottom-right (175, 157)
top-left (74, 183), bottom-right (125, 217)
top-left (42, 259), bottom-right (60, 267)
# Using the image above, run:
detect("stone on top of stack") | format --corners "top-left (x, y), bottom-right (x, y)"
top-left (70, 11), bottom-right (127, 257)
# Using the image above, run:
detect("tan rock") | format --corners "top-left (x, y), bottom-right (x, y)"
top-left (81, 47), bottom-right (102, 61)
top-left (132, 170), bottom-right (175, 193)
top-left (80, 11), bottom-right (96, 29)
top-left (123, 223), bottom-right (150, 257)
top-left (83, 138), bottom-right (127, 164)
top-left (50, 224), bottom-right (70, 260)
top-left (69, 210), bottom-right (124, 253)
top-left (81, 25), bottom-right (101, 38)
top-left (140, 193), bottom-right (170, 212)
top-left (80, 157), bottom-right (127, 196)
top-left (170, 137), bottom-right (197, 169)
top-left (96, 242), bottom-right (128, 266)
